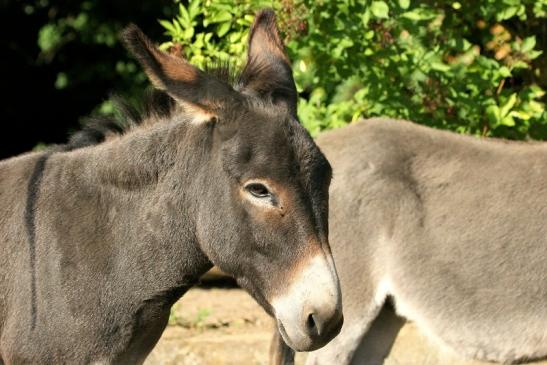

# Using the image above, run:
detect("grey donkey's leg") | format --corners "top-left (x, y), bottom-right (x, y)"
top-left (269, 328), bottom-right (295, 365)
top-left (350, 303), bottom-right (405, 365)
top-left (305, 301), bottom-right (384, 365)
top-left (306, 303), bottom-right (403, 365)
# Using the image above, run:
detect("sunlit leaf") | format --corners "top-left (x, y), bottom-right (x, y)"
top-left (371, 1), bottom-right (390, 19)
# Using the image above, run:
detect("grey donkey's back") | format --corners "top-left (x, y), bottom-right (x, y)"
top-left (305, 118), bottom-right (547, 364)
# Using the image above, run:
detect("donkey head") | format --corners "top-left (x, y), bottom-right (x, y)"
top-left (122, 10), bottom-right (342, 351)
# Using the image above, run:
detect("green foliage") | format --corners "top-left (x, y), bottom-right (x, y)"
top-left (158, 0), bottom-right (272, 68)
top-left (36, 2), bottom-right (121, 59)
top-left (291, 0), bottom-right (547, 138)
top-left (160, 0), bottom-right (546, 139)
top-left (31, 0), bottom-right (174, 112)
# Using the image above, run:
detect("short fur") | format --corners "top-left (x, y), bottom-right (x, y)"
top-left (0, 10), bottom-right (342, 364)
top-left (274, 118), bottom-right (547, 365)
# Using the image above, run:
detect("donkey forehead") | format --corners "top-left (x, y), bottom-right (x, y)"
top-left (223, 111), bottom-right (332, 186)
top-left (235, 97), bottom-right (293, 126)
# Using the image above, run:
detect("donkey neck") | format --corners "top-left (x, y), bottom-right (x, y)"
top-left (78, 122), bottom-right (179, 191)
top-left (49, 119), bottom-right (214, 298)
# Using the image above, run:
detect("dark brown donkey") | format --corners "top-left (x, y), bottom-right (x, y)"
top-left (0, 10), bottom-right (342, 364)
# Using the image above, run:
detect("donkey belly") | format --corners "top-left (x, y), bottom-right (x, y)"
top-left (386, 222), bottom-right (547, 363)
top-left (390, 277), bottom-right (547, 363)
top-left (385, 149), bottom-right (546, 362)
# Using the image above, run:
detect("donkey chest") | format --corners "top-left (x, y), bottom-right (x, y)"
top-left (84, 298), bottom-right (172, 357)
top-left (108, 301), bottom-right (172, 364)
top-left (4, 296), bottom-right (172, 364)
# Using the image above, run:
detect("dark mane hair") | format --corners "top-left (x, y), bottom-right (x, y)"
top-left (67, 89), bottom-right (175, 150)
top-left (65, 59), bottom-right (292, 152)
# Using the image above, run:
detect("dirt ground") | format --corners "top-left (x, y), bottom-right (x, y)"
top-left (145, 287), bottom-right (547, 365)
top-left (144, 287), bottom-right (306, 365)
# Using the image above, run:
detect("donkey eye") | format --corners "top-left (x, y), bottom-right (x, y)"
top-left (245, 183), bottom-right (271, 198)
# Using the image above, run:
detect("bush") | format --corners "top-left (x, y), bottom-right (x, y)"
top-left (0, 0), bottom-right (177, 158)
top-left (160, 0), bottom-right (546, 139)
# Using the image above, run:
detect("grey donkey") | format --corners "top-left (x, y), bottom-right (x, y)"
top-left (0, 10), bottom-right (343, 364)
top-left (272, 118), bottom-right (546, 365)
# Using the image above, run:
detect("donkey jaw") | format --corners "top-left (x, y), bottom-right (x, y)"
top-left (271, 253), bottom-right (343, 351)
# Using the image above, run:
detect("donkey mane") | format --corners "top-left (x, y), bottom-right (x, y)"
top-left (67, 89), bottom-right (175, 150)
top-left (66, 57), bottom-right (290, 151)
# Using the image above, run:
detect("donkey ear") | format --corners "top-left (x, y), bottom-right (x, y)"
top-left (240, 10), bottom-right (298, 114)
top-left (121, 24), bottom-right (224, 123)
top-left (121, 24), bottom-right (201, 92)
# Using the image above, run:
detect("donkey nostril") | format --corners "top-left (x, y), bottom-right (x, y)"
top-left (306, 313), bottom-right (319, 335)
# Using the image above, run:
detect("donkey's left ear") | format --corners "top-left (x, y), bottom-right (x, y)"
top-left (240, 9), bottom-right (298, 115)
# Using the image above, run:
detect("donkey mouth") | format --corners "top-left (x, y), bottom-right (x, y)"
top-left (277, 311), bottom-right (343, 351)
top-left (276, 318), bottom-right (330, 352)
top-left (276, 319), bottom-right (300, 350)
top-left (277, 319), bottom-right (289, 342)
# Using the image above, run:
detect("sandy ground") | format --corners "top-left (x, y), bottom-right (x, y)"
top-left (144, 287), bottom-right (304, 365)
top-left (145, 287), bottom-right (547, 365)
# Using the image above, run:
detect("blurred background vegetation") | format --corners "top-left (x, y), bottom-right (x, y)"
top-left (2, 0), bottom-right (546, 159)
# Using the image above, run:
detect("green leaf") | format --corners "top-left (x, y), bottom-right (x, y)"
top-left (173, 19), bottom-right (182, 34)
top-left (183, 27), bottom-right (194, 40)
top-left (510, 110), bottom-right (531, 120)
top-left (178, 3), bottom-right (191, 26)
top-left (498, 66), bottom-right (511, 78)
top-left (529, 85), bottom-right (546, 98)
top-left (398, 0), bottom-right (410, 10)
top-left (371, 1), bottom-right (390, 19)
top-left (158, 41), bottom-right (174, 52)
top-left (188, 0), bottom-right (201, 19)
top-left (72, 13), bottom-right (88, 31)
top-left (528, 100), bottom-right (544, 113)
top-left (208, 10), bottom-right (233, 24)
top-left (55, 72), bottom-right (68, 89)
top-left (400, 8), bottom-right (436, 21)
top-left (500, 93), bottom-right (517, 117)
top-left (216, 22), bottom-right (231, 37)
top-left (159, 19), bottom-right (176, 34)
top-left (512, 60), bottom-right (529, 69)
top-left (38, 24), bottom-right (62, 52)
top-left (361, 9), bottom-right (371, 26)
top-left (500, 115), bottom-right (515, 127)
top-left (430, 62), bottom-right (451, 72)
top-left (521, 36), bottom-right (536, 53)
top-left (527, 50), bottom-right (543, 60)
top-left (497, 6), bottom-right (518, 21)
top-left (486, 105), bottom-right (501, 125)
